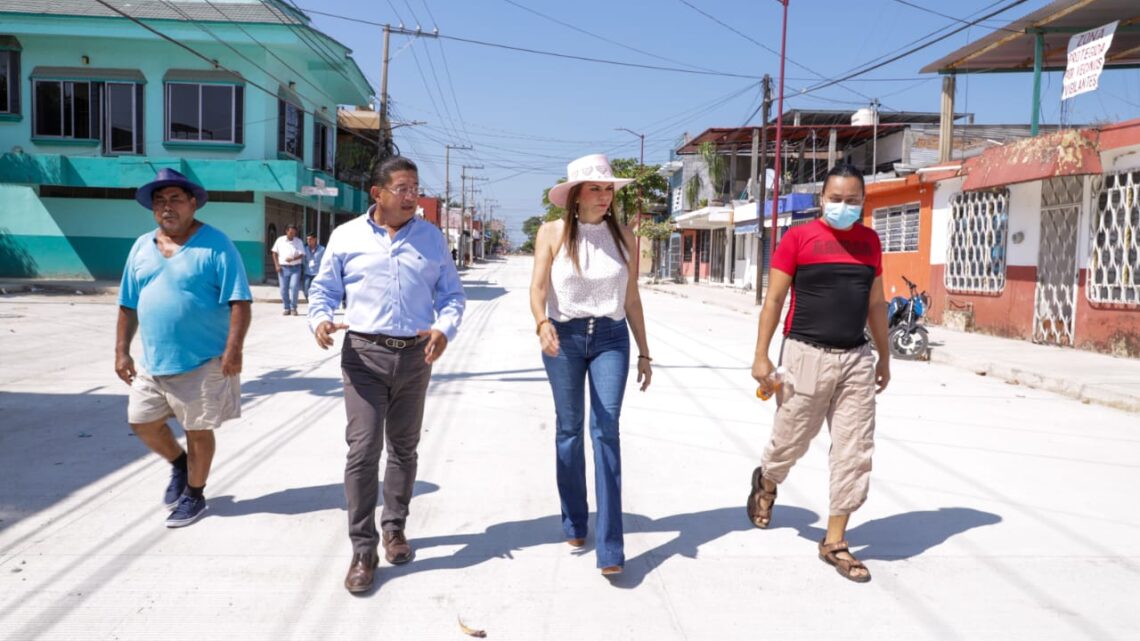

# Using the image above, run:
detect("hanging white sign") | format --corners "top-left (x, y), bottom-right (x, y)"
top-left (1062, 21), bottom-right (1118, 101)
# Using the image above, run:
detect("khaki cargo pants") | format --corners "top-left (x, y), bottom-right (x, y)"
top-left (761, 338), bottom-right (877, 515)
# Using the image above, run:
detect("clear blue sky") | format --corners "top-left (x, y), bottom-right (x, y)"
top-left (296, 0), bottom-right (1140, 242)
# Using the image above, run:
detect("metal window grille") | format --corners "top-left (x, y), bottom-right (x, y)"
top-left (945, 190), bottom-right (1009, 294)
top-left (872, 202), bottom-right (920, 253)
top-left (1088, 169), bottom-right (1140, 305)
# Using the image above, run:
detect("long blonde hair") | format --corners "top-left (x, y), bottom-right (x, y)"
top-left (560, 183), bottom-right (629, 273)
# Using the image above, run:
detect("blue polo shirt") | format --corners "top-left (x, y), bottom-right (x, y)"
top-left (119, 223), bottom-right (252, 376)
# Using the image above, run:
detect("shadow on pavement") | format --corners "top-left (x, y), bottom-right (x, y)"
top-left (240, 367), bottom-right (344, 399)
top-left (375, 506), bottom-right (818, 591)
top-left (366, 503), bottom-right (1000, 592)
top-left (463, 283), bottom-right (508, 302)
top-left (0, 388), bottom-right (147, 537)
top-left (431, 367), bottom-right (546, 382)
top-left (782, 506), bottom-right (1002, 561)
top-left (610, 505), bottom-right (821, 589)
top-left (209, 481), bottom-right (440, 517)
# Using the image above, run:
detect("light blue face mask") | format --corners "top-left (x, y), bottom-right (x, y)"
top-left (823, 202), bottom-right (863, 230)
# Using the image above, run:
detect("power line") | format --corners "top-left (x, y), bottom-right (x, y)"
top-left (196, 0), bottom-right (340, 105)
top-left (675, 0), bottom-right (874, 103)
top-left (91, 0), bottom-right (386, 154)
top-left (830, 0), bottom-right (1011, 79)
top-left (887, 0), bottom-right (1022, 34)
top-left (270, 0), bottom-right (369, 91)
top-left (501, 0), bottom-right (720, 74)
top-left (299, 8), bottom-right (763, 80)
top-left (804, 0), bottom-right (1030, 94)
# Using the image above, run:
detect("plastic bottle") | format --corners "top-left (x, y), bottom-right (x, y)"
top-left (756, 366), bottom-right (788, 401)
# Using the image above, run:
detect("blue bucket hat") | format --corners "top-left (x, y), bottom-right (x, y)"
top-left (135, 168), bottom-right (208, 209)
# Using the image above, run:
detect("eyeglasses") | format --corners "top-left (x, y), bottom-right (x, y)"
top-left (384, 185), bottom-right (420, 198)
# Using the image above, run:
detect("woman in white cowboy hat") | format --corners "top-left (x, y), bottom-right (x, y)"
top-left (529, 153), bottom-right (653, 577)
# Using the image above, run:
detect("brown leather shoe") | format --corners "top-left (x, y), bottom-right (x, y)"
top-left (344, 551), bottom-right (378, 594)
top-left (382, 530), bottom-right (413, 565)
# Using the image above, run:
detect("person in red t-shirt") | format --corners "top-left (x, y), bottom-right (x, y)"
top-left (746, 163), bottom-right (891, 583)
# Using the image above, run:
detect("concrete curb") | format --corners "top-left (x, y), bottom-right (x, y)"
top-left (928, 349), bottom-right (1140, 414)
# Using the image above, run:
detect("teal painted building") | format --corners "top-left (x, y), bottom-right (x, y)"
top-left (0, 0), bottom-right (376, 281)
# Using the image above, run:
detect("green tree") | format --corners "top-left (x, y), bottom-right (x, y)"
top-left (520, 215), bottom-right (545, 254)
top-left (610, 158), bottom-right (668, 225)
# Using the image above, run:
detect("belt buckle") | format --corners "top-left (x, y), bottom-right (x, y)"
top-left (384, 337), bottom-right (409, 349)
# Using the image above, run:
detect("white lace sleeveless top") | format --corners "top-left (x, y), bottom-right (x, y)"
top-left (547, 220), bottom-right (629, 322)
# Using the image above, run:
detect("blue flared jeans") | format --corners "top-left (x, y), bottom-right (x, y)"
top-left (541, 316), bottom-right (630, 568)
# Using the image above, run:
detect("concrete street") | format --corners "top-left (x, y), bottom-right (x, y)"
top-left (1, 255), bottom-right (1137, 641)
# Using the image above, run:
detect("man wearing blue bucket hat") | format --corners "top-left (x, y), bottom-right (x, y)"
top-left (114, 168), bottom-right (252, 528)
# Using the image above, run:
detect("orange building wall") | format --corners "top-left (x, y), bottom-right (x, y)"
top-left (863, 179), bottom-right (935, 302)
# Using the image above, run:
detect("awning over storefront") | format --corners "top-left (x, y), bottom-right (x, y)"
top-left (961, 129), bottom-right (1102, 191)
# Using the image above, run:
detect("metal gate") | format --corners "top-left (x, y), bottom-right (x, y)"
top-left (1032, 176), bottom-right (1083, 346)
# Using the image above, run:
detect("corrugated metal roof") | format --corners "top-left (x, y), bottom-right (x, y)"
top-left (0, 0), bottom-right (305, 24)
top-left (921, 0), bottom-right (1140, 73)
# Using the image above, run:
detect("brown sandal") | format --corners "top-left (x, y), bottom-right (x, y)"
top-left (746, 467), bottom-right (777, 528)
top-left (818, 539), bottom-right (871, 583)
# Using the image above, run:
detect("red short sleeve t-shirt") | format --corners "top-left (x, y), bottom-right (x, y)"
top-left (770, 219), bottom-right (882, 349)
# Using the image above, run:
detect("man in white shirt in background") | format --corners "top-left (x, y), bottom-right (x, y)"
top-left (271, 224), bottom-right (304, 316)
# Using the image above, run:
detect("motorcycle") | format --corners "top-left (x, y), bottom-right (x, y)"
top-left (884, 275), bottom-right (930, 360)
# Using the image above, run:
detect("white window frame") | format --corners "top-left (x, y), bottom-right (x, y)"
top-left (872, 202), bottom-right (920, 253)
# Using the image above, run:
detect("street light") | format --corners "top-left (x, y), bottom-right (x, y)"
top-left (616, 127), bottom-right (646, 276)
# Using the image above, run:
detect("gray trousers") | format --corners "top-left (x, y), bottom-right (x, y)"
top-left (341, 334), bottom-right (432, 553)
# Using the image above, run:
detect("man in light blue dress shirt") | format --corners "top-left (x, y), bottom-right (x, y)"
top-left (307, 156), bottom-right (465, 594)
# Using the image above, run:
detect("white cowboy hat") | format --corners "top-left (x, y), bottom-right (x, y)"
top-left (547, 153), bottom-right (634, 209)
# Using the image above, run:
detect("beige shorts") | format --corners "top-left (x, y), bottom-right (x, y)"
top-left (128, 357), bottom-right (241, 431)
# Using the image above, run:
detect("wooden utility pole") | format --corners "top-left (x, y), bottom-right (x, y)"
top-left (754, 75), bottom-right (772, 305)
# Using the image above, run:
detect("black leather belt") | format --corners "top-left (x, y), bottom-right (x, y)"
top-left (348, 331), bottom-right (423, 349)
top-left (787, 336), bottom-right (865, 353)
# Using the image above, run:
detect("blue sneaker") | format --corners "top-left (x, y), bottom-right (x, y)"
top-left (165, 494), bottom-right (207, 528)
top-left (164, 466), bottom-right (188, 510)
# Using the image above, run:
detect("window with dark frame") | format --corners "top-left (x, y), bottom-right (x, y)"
top-left (33, 79), bottom-right (99, 139)
top-left (165, 82), bottom-right (244, 144)
top-left (104, 82), bottom-right (144, 155)
top-left (0, 49), bottom-right (18, 115)
top-left (313, 120), bottom-right (334, 172)
top-left (278, 99), bottom-right (304, 159)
